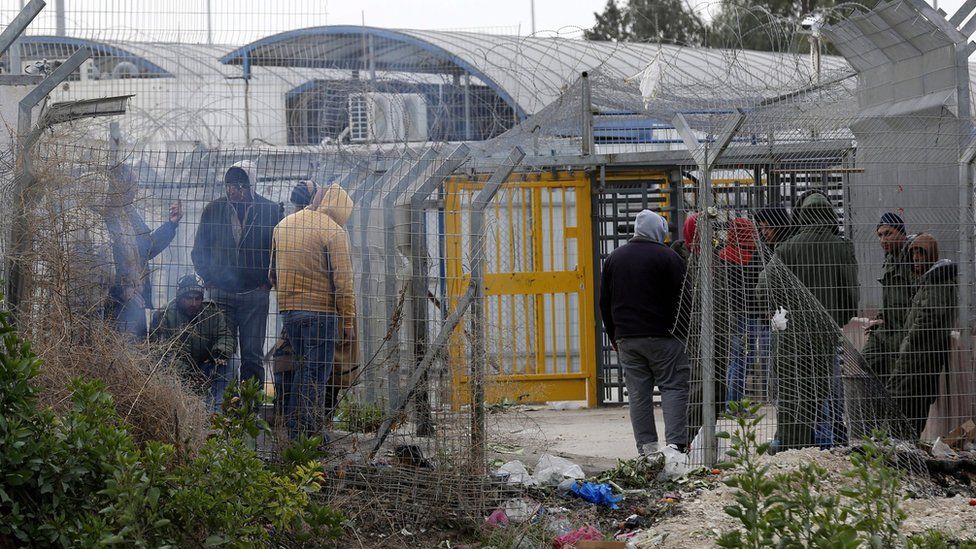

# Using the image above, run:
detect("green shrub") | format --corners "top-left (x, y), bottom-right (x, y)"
top-left (717, 400), bottom-right (907, 549)
top-left (0, 299), bottom-right (344, 547)
top-left (334, 396), bottom-right (385, 433)
top-left (907, 530), bottom-right (976, 549)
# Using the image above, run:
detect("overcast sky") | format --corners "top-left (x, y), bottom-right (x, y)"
top-left (0, 0), bottom-right (966, 43)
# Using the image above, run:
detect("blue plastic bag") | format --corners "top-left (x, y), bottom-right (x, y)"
top-left (568, 481), bottom-right (622, 509)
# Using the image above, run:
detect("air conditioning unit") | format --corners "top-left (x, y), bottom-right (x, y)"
top-left (348, 92), bottom-right (428, 143)
top-left (22, 58), bottom-right (97, 80)
top-left (401, 94), bottom-right (428, 142)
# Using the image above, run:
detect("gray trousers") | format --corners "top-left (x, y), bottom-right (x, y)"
top-left (617, 336), bottom-right (690, 452)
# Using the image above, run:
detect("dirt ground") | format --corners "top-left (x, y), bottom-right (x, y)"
top-left (332, 406), bottom-right (976, 547)
top-left (631, 447), bottom-right (976, 548)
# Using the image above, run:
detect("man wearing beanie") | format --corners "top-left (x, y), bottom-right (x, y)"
top-left (289, 180), bottom-right (317, 213)
top-left (862, 212), bottom-right (915, 380)
top-left (191, 160), bottom-right (282, 389)
top-left (599, 209), bottom-right (690, 455)
top-left (151, 274), bottom-right (236, 409)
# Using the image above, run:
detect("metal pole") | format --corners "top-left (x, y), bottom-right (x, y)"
top-left (958, 143), bottom-right (976, 415)
top-left (698, 157), bottom-right (717, 467)
top-left (206, 0), bottom-right (213, 45)
top-left (581, 71), bottom-right (593, 157)
top-left (407, 145), bottom-right (469, 436)
top-left (672, 111), bottom-right (744, 467)
top-left (8, 48), bottom-right (92, 319)
top-left (0, 0), bottom-right (45, 58)
top-left (468, 147), bottom-right (525, 469)
top-left (357, 158), bottom-right (407, 402)
top-left (54, 0), bottom-right (63, 36)
top-left (464, 73), bottom-right (472, 141)
top-left (380, 148), bottom-right (437, 423)
top-left (530, 0), bottom-right (536, 34)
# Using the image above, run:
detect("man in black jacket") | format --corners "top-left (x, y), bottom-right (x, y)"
top-left (191, 160), bottom-right (282, 386)
top-left (600, 209), bottom-right (690, 455)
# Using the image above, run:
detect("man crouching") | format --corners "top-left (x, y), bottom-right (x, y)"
top-left (151, 274), bottom-right (237, 410)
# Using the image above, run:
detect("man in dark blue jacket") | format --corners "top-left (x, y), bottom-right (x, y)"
top-left (192, 160), bottom-right (282, 385)
top-left (600, 209), bottom-right (689, 455)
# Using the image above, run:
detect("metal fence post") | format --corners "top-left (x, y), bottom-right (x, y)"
top-left (8, 47), bottom-right (92, 320)
top-left (353, 158), bottom-right (406, 402)
top-left (407, 144), bottom-right (469, 436)
top-left (672, 112), bottom-right (745, 466)
top-left (382, 149), bottom-right (438, 410)
top-left (467, 147), bottom-right (524, 468)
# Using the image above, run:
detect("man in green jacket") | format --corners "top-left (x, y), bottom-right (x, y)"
top-left (890, 234), bottom-right (957, 438)
top-left (862, 213), bottom-right (916, 379)
top-left (151, 274), bottom-right (237, 409)
top-left (760, 190), bottom-right (859, 450)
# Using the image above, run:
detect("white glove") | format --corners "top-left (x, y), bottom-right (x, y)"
top-left (771, 307), bottom-right (789, 332)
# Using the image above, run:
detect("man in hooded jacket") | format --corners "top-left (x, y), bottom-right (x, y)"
top-left (890, 234), bottom-right (957, 437)
top-left (192, 160), bottom-right (282, 387)
top-left (600, 209), bottom-right (690, 455)
top-left (760, 190), bottom-right (858, 449)
top-left (271, 183), bottom-right (356, 439)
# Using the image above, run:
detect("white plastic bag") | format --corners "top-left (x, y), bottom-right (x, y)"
top-left (658, 445), bottom-right (691, 479)
top-left (533, 453), bottom-right (585, 485)
top-left (771, 307), bottom-right (789, 332)
top-left (932, 437), bottom-right (956, 458)
top-left (686, 427), bottom-right (729, 469)
top-left (501, 497), bottom-right (542, 523)
top-left (496, 460), bottom-right (537, 485)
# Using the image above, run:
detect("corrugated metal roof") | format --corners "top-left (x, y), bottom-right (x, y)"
top-left (218, 26), bottom-right (855, 117)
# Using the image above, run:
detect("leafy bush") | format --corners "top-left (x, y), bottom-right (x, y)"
top-left (334, 396), bottom-right (385, 433)
top-left (907, 530), bottom-right (976, 549)
top-left (0, 300), bottom-right (344, 547)
top-left (717, 400), bottom-right (907, 549)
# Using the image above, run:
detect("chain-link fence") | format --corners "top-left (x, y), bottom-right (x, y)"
top-left (5, 0), bottom-right (976, 538)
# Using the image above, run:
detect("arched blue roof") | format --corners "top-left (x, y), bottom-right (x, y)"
top-left (220, 26), bottom-right (528, 119)
top-left (12, 36), bottom-right (172, 76)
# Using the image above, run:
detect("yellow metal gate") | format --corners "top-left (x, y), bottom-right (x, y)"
top-left (445, 170), bottom-right (597, 407)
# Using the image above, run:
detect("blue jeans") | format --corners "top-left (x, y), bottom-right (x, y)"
top-left (815, 346), bottom-right (847, 448)
top-left (199, 360), bottom-right (234, 413)
top-left (282, 311), bottom-right (338, 439)
top-left (207, 287), bottom-right (271, 385)
top-left (274, 370), bottom-right (296, 427)
top-left (726, 318), bottom-right (771, 404)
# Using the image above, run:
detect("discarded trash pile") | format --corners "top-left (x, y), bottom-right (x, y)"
top-left (484, 452), bottom-right (726, 547)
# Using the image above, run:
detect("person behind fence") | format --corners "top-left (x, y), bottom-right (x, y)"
top-left (669, 212), bottom-right (699, 262)
top-left (720, 218), bottom-right (766, 407)
top-left (862, 213), bottom-right (916, 380)
top-left (600, 209), bottom-right (690, 455)
top-left (103, 164), bottom-right (183, 340)
top-left (270, 180), bottom-right (319, 423)
top-left (191, 160), bottom-right (282, 388)
top-left (753, 207), bottom-right (793, 252)
top-left (150, 274), bottom-right (236, 408)
top-left (760, 189), bottom-right (858, 451)
top-left (889, 234), bottom-right (957, 438)
top-left (271, 183), bottom-right (356, 439)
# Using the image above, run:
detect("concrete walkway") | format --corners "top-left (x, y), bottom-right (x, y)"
top-left (489, 404), bottom-right (667, 474)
